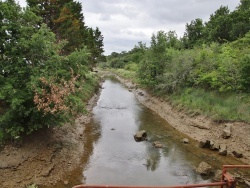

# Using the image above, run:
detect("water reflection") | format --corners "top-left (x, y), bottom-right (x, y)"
top-left (82, 77), bottom-right (210, 186)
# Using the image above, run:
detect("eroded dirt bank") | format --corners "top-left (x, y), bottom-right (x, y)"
top-left (115, 75), bottom-right (250, 166)
top-left (0, 93), bottom-right (100, 188)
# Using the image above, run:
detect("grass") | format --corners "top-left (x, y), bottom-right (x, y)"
top-left (170, 88), bottom-right (250, 122)
top-left (111, 68), bottom-right (250, 123)
top-left (112, 68), bottom-right (140, 83)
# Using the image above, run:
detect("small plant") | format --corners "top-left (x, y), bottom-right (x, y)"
top-left (27, 184), bottom-right (38, 188)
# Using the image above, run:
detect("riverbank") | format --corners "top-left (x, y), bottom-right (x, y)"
top-left (113, 74), bottom-right (250, 166)
top-left (0, 83), bottom-right (100, 188)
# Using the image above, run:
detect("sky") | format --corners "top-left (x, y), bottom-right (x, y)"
top-left (17, 0), bottom-right (240, 55)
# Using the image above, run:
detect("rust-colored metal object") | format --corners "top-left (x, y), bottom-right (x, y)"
top-left (73, 165), bottom-right (250, 188)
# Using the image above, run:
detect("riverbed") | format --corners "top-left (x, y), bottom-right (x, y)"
top-left (78, 77), bottom-right (212, 186)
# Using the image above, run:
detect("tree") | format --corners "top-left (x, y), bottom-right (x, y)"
top-left (84, 27), bottom-right (105, 66)
top-left (0, 0), bottom-right (90, 139)
top-left (204, 6), bottom-right (232, 43)
top-left (229, 0), bottom-right (250, 40)
top-left (183, 18), bottom-right (204, 48)
top-left (27, 0), bottom-right (86, 54)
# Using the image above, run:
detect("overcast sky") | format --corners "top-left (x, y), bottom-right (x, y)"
top-left (17, 0), bottom-right (240, 55)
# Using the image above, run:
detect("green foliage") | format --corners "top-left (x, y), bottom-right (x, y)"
top-left (26, 184), bottom-right (38, 188)
top-left (27, 0), bottom-right (105, 63)
top-left (170, 88), bottom-right (250, 122)
top-left (183, 18), bottom-right (204, 48)
top-left (106, 29), bottom-right (250, 122)
top-left (0, 0), bottom-right (100, 140)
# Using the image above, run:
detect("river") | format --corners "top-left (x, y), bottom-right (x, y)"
top-left (80, 77), bottom-right (211, 186)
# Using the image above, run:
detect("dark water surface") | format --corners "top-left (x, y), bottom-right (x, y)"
top-left (82, 77), bottom-right (210, 186)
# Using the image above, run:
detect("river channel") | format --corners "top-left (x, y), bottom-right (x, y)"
top-left (79, 77), bottom-right (212, 186)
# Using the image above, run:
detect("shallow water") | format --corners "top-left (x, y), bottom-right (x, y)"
top-left (82, 77), bottom-right (210, 186)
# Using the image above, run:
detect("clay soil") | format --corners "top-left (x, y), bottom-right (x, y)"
top-left (1, 74), bottom-right (250, 188)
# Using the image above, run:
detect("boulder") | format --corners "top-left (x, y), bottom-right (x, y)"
top-left (134, 130), bottom-right (147, 142)
top-left (222, 124), bottom-right (232, 139)
top-left (210, 141), bottom-right (220, 150)
top-left (181, 138), bottom-right (189, 144)
top-left (153, 141), bottom-right (163, 148)
top-left (196, 161), bottom-right (214, 176)
top-left (199, 139), bottom-right (210, 148)
top-left (218, 144), bottom-right (227, 156)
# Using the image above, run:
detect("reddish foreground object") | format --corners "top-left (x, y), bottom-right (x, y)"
top-left (73, 165), bottom-right (250, 188)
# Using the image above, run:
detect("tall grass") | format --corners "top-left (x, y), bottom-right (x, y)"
top-left (112, 69), bottom-right (140, 83)
top-left (170, 88), bottom-right (250, 122)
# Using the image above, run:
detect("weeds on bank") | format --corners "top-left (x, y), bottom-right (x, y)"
top-left (112, 69), bottom-right (140, 83)
top-left (169, 88), bottom-right (250, 122)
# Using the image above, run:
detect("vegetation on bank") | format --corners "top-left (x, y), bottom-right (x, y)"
top-left (103, 0), bottom-right (250, 123)
top-left (0, 0), bottom-right (104, 142)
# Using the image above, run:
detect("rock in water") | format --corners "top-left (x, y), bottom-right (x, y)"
top-left (196, 161), bottom-right (214, 176)
top-left (153, 141), bottom-right (163, 148)
top-left (134, 130), bottom-right (147, 142)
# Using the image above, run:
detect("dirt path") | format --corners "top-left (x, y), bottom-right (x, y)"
top-left (115, 75), bottom-right (250, 166)
top-left (0, 93), bottom-right (100, 188)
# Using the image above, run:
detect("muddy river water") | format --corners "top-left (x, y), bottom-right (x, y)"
top-left (79, 77), bottom-right (212, 186)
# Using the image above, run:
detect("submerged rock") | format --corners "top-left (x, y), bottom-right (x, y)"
top-left (153, 141), bottom-right (163, 148)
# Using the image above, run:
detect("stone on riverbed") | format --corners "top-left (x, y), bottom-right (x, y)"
top-left (153, 141), bottom-right (163, 148)
top-left (134, 130), bottom-right (147, 142)
top-left (210, 140), bottom-right (220, 150)
top-left (181, 138), bottom-right (189, 144)
top-left (199, 139), bottom-right (210, 148)
top-left (218, 144), bottom-right (227, 156)
top-left (196, 161), bottom-right (214, 176)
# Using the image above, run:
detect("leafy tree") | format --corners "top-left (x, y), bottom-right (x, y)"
top-left (27, 0), bottom-right (86, 54)
top-left (84, 27), bottom-right (105, 65)
top-left (0, 0), bottom-right (91, 139)
top-left (183, 18), bottom-right (204, 48)
top-left (229, 0), bottom-right (250, 40)
top-left (204, 6), bottom-right (232, 43)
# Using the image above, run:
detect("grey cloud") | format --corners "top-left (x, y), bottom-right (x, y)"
top-left (17, 0), bottom-right (241, 55)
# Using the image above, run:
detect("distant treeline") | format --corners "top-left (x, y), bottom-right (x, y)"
top-left (103, 0), bottom-right (250, 122)
top-left (105, 0), bottom-right (250, 93)
top-left (0, 0), bottom-right (104, 140)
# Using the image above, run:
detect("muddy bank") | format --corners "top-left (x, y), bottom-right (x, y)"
top-left (114, 75), bottom-right (250, 166)
top-left (0, 93), bottom-right (100, 188)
